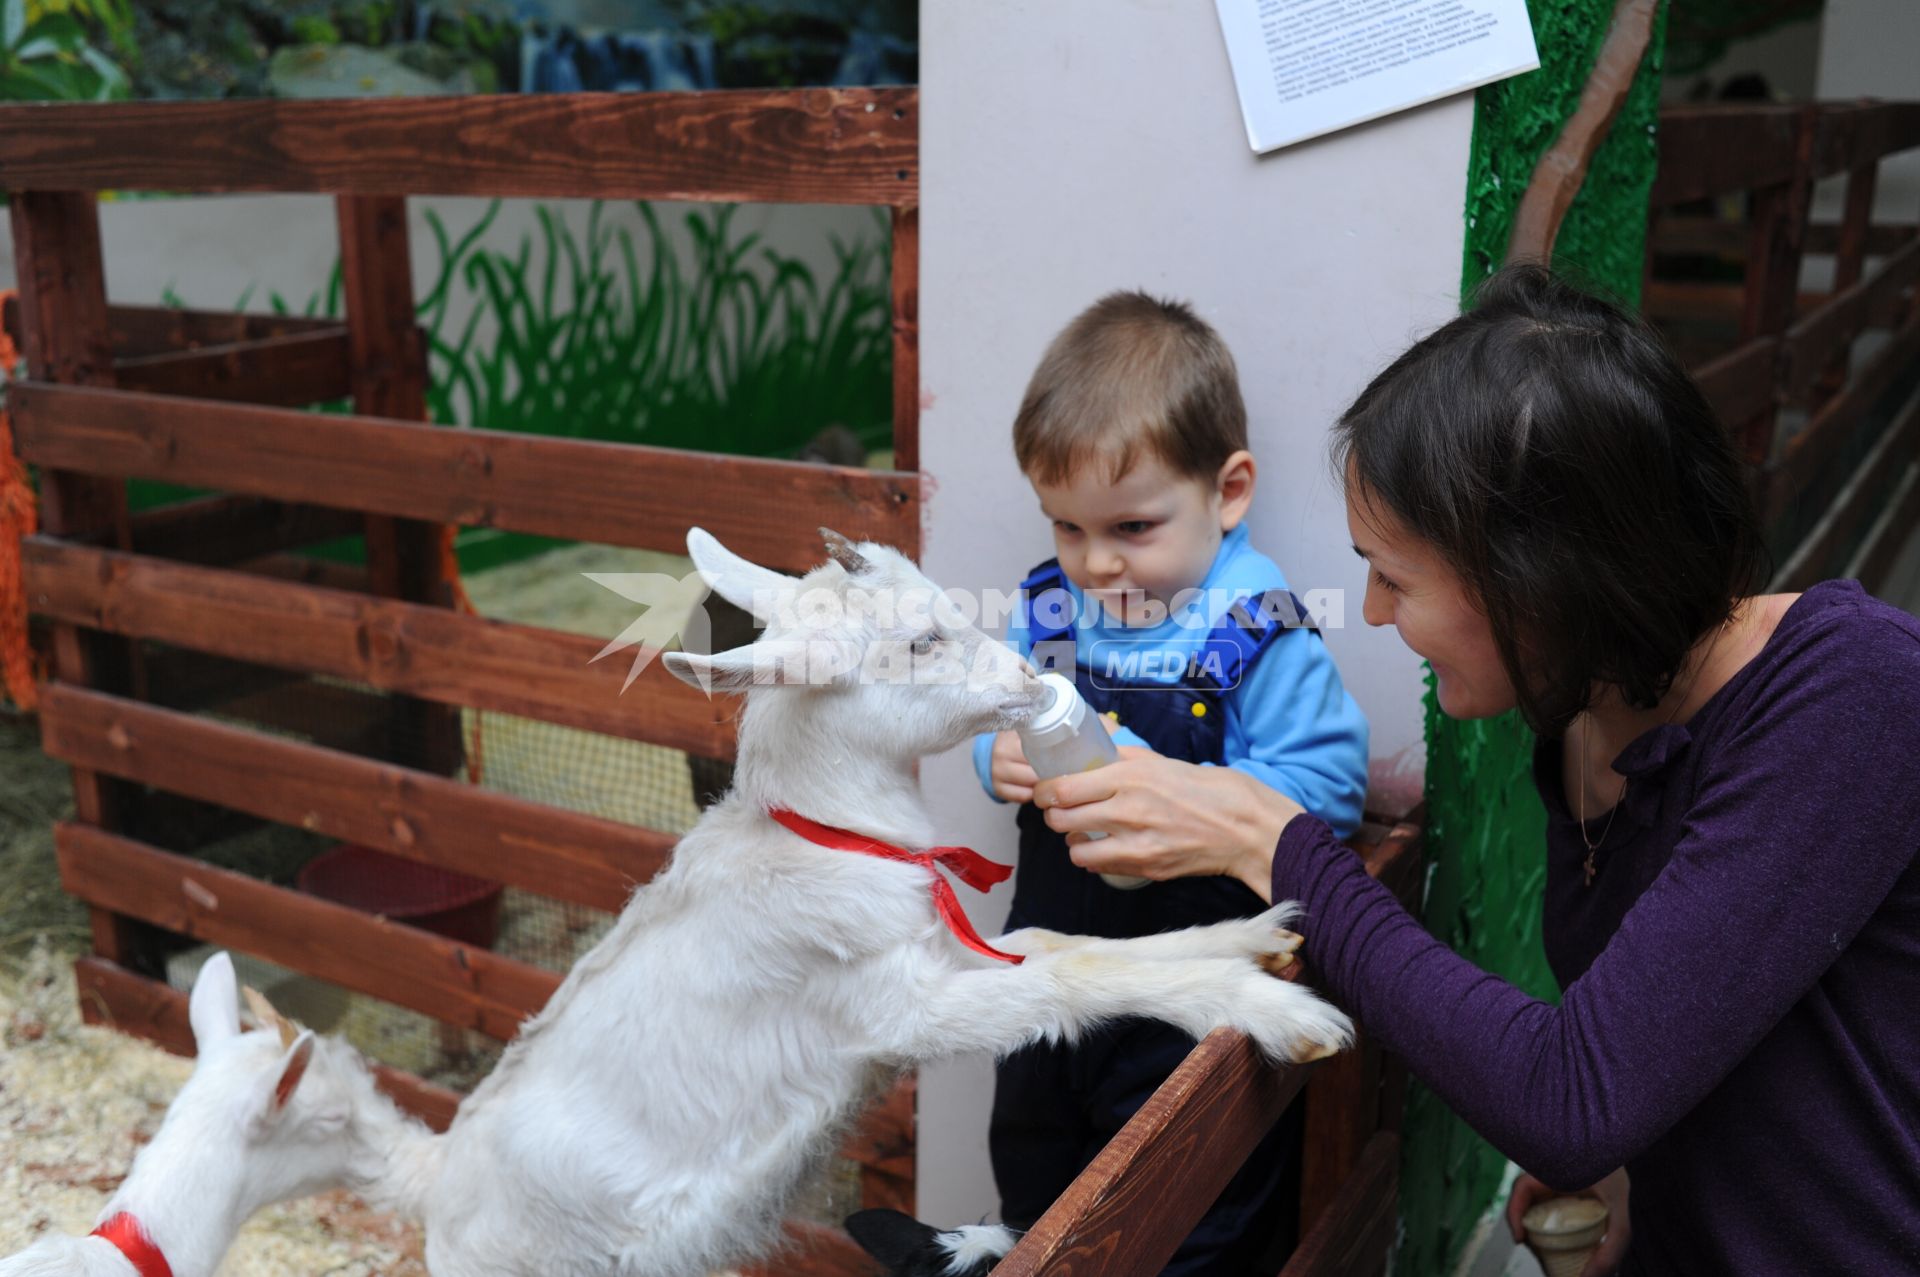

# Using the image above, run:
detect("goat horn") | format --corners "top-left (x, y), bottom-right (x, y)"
top-left (242, 985), bottom-right (299, 1050)
top-left (820, 528), bottom-right (870, 574)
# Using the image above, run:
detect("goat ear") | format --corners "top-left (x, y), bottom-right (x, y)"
top-left (662, 646), bottom-right (760, 695)
top-left (687, 527), bottom-right (793, 624)
top-left (664, 638), bottom-right (857, 694)
top-left (266, 1029), bottom-right (317, 1117)
top-left (660, 641), bottom-right (779, 691)
top-left (188, 951), bottom-right (241, 1050)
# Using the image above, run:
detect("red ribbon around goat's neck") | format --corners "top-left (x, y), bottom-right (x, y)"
top-left (767, 807), bottom-right (1024, 965)
top-left (92, 1213), bottom-right (174, 1277)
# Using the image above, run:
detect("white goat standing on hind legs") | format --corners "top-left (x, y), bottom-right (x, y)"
top-left (3, 529), bottom-right (1350, 1277)
top-left (418, 528), bottom-right (1347, 1277)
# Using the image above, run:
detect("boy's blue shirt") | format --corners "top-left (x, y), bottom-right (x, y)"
top-left (970, 523), bottom-right (1370, 838)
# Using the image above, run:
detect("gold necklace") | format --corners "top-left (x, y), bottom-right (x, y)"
top-left (1576, 614), bottom-right (1736, 886)
top-left (1576, 715), bottom-right (1625, 886)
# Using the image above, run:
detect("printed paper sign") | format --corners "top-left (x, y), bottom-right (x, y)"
top-left (1215, 0), bottom-right (1540, 152)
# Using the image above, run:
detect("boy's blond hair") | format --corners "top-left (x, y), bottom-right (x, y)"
top-left (1013, 291), bottom-right (1247, 486)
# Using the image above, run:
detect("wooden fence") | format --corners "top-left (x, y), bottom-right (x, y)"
top-left (1646, 100), bottom-right (1920, 592)
top-left (1, 88), bottom-right (921, 1276)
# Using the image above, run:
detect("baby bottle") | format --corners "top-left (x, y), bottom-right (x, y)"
top-left (1018, 672), bottom-right (1148, 890)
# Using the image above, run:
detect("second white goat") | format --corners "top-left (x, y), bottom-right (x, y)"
top-left (0, 951), bottom-right (434, 1277)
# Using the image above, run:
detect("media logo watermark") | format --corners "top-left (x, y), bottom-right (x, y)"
top-left (582, 573), bottom-right (1346, 692)
top-left (1086, 640), bottom-right (1246, 690)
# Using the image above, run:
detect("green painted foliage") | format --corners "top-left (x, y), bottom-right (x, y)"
top-left (417, 201), bottom-right (894, 459)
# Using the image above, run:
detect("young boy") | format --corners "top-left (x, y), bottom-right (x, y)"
top-left (972, 291), bottom-right (1369, 1277)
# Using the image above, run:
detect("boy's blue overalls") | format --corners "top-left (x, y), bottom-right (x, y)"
top-left (990, 560), bottom-right (1316, 1277)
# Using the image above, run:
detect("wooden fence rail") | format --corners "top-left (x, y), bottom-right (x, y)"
top-left (124, 496), bottom-right (366, 567)
top-left (1278, 1134), bottom-right (1400, 1277)
top-left (1, 297), bottom-right (344, 355)
top-left (1, 300), bottom-right (361, 406)
top-left (0, 90), bottom-right (918, 205)
top-left (994, 1033), bottom-right (1314, 1277)
top-left (1647, 100), bottom-right (1920, 594)
top-left (6, 381), bottom-right (921, 576)
top-left (59, 821), bottom-right (561, 1039)
top-left (37, 683), bottom-right (674, 913)
top-left (24, 537), bottom-right (736, 759)
top-left (988, 813), bottom-right (1425, 1277)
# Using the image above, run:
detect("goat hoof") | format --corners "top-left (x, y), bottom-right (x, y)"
top-left (1300, 1039), bottom-right (1342, 1063)
top-left (1255, 950), bottom-right (1297, 976)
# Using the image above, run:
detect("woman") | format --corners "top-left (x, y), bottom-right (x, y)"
top-left (1032, 266), bottom-right (1920, 1274)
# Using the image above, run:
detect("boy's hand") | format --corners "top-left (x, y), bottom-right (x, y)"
top-left (989, 730), bottom-right (1039, 804)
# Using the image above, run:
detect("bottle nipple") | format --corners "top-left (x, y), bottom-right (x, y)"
top-left (1035, 679), bottom-right (1060, 716)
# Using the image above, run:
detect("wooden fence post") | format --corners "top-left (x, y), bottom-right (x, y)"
top-left (337, 193), bottom-right (463, 777)
top-left (1739, 106), bottom-right (1819, 465)
top-left (8, 190), bottom-right (161, 973)
top-left (891, 204), bottom-right (920, 476)
top-left (1816, 162), bottom-right (1881, 405)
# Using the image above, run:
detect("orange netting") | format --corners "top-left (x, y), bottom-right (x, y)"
top-left (0, 291), bottom-right (40, 712)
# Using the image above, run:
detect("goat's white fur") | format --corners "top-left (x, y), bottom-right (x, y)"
top-left (3, 530), bottom-right (1352, 1277)
top-left (935, 1224), bottom-right (1020, 1277)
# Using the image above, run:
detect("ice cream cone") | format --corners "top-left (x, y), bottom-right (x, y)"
top-left (1522, 1195), bottom-right (1609, 1277)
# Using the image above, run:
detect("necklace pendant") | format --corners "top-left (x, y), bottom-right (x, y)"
top-left (1582, 847), bottom-right (1598, 888)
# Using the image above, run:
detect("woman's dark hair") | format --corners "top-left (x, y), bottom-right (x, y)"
top-left (1332, 264), bottom-right (1771, 736)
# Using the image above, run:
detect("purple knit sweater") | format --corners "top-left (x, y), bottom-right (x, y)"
top-left (1272, 581), bottom-right (1920, 1273)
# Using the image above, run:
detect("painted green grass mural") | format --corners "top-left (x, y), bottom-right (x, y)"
top-left (419, 201), bottom-right (893, 457)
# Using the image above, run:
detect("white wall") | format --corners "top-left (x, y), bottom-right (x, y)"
top-left (916, 0), bottom-right (1472, 1225)
top-left (1814, 0), bottom-right (1920, 222)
